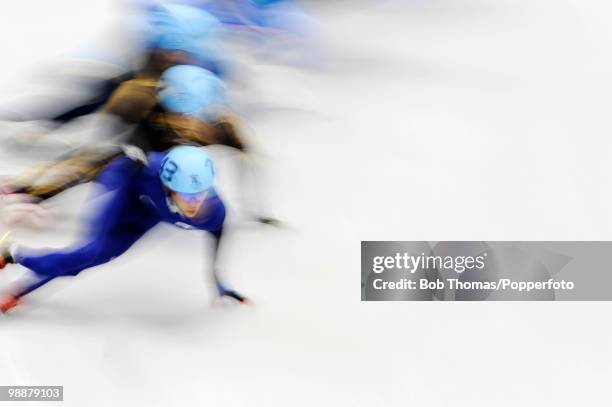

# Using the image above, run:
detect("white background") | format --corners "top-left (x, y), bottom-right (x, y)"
top-left (0, 0), bottom-right (611, 406)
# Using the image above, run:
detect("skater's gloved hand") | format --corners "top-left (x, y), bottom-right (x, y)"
top-left (215, 281), bottom-right (249, 303)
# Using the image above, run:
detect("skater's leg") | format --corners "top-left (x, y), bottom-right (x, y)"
top-left (0, 214), bottom-right (157, 313)
top-left (4, 159), bottom-right (154, 281)
top-left (0, 275), bottom-right (55, 313)
top-left (2, 146), bottom-right (122, 202)
top-left (17, 147), bottom-right (123, 201)
top-left (14, 218), bottom-right (156, 279)
top-left (0, 150), bottom-right (136, 229)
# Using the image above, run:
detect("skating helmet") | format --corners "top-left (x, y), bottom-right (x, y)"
top-left (158, 64), bottom-right (225, 116)
top-left (159, 145), bottom-right (215, 194)
top-left (146, 4), bottom-right (224, 61)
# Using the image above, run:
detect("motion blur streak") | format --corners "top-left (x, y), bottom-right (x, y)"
top-left (1, 1), bottom-right (612, 407)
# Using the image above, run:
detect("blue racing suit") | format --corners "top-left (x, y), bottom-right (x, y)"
top-left (15, 153), bottom-right (226, 278)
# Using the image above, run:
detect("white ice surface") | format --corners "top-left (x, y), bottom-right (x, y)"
top-left (1, 0), bottom-right (612, 406)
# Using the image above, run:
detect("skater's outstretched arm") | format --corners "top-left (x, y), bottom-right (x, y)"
top-left (209, 228), bottom-right (249, 303)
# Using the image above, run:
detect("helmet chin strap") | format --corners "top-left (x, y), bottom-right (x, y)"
top-left (166, 195), bottom-right (183, 216)
top-left (164, 188), bottom-right (186, 217)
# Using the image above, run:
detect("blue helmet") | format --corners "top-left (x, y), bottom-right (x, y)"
top-left (159, 145), bottom-right (215, 194)
top-left (158, 64), bottom-right (225, 116)
top-left (146, 4), bottom-right (224, 62)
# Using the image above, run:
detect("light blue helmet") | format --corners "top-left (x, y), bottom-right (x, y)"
top-left (158, 65), bottom-right (225, 116)
top-left (159, 145), bottom-right (215, 194)
top-left (146, 4), bottom-right (224, 62)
